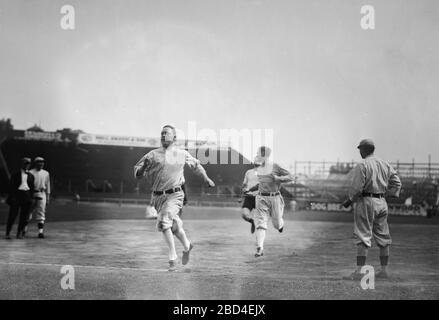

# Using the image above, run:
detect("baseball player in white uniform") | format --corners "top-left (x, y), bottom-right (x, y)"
top-left (134, 125), bottom-right (215, 271)
top-left (26, 157), bottom-right (51, 238)
top-left (241, 164), bottom-right (260, 233)
top-left (342, 139), bottom-right (401, 280)
top-left (253, 146), bottom-right (294, 257)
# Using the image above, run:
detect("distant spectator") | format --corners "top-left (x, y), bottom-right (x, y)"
top-left (435, 183), bottom-right (439, 207)
top-left (428, 182), bottom-right (439, 218)
top-left (5, 158), bottom-right (35, 239)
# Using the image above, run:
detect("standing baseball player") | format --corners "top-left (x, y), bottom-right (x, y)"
top-left (253, 146), bottom-right (294, 257)
top-left (342, 139), bottom-right (401, 280)
top-left (26, 157), bottom-right (51, 238)
top-left (134, 125), bottom-right (215, 271)
top-left (241, 163), bottom-right (260, 233)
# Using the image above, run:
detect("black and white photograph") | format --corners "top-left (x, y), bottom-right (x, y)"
top-left (0, 0), bottom-right (438, 305)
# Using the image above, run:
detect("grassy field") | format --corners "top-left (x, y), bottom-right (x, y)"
top-left (0, 203), bottom-right (438, 299)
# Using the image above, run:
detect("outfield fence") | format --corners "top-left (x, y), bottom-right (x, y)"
top-left (292, 158), bottom-right (439, 179)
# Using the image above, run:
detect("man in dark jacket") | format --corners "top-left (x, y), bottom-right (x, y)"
top-left (5, 157), bottom-right (35, 239)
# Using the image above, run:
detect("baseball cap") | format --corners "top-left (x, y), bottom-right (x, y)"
top-left (357, 139), bottom-right (375, 149)
top-left (22, 157), bottom-right (31, 164)
top-left (34, 156), bottom-right (45, 162)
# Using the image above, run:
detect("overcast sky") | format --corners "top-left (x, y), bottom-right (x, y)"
top-left (1, 0), bottom-right (438, 166)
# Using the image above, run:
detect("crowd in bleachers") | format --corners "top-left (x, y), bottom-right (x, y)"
top-left (329, 163), bottom-right (355, 175)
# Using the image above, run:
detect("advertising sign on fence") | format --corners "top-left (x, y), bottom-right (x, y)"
top-left (307, 202), bottom-right (352, 212)
top-left (307, 201), bottom-right (427, 216)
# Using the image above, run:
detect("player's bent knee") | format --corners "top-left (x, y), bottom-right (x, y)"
top-left (171, 219), bottom-right (183, 234)
top-left (157, 221), bottom-right (171, 233)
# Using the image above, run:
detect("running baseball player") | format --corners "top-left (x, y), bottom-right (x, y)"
top-left (25, 157), bottom-right (50, 238)
top-left (241, 163), bottom-right (260, 233)
top-left (342, 139), bottom-right (401, 280)
top-left (253, 146), bottom-right (294, 257)
top-left (134, 125), bottom-right (215, 271)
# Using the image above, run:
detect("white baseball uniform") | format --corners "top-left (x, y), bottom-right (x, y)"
top-left (134, 145), bottom-right (204, 232)
top-left (29, 168), bottom-right (50, 223)
top-left (254, 162), bottom-right (292, 230)
top-left (348, 155), bottom-right (401, 247)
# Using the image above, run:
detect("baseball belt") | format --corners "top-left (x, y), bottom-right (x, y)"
top-left (258, 191), bottom-right (281, 197)
top-left (153, 186), bottom-right (182, 195)
top-left (362, 192), bottom-right (385, 198)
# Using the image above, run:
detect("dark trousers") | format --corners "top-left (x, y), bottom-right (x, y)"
top-left (6, 191), bottom-right (33, 236)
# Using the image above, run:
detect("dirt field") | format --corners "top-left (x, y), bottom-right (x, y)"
top-left (0, 203), bottom-right (438, 299)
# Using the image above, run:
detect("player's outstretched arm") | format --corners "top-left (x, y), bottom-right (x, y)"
top-left (134, 153), bottom-right (152, 179)
top-left (272, 163), bottom-right (295, 183)
top-left (185, 151), bottom-right (215, 187)
top-left (273, 174), bottom-right (294, 183)
top-left (196, 165), bottom-right (216, 187)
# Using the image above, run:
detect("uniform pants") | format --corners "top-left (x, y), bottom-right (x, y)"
top-left (152, 191), bottom-right (185, 232)
top-left (354, 197), bottom-right (392, 248)
top-left (28, 193), bottom-right (47, 224)
top-left (254, 194), bottom-right (285, 230)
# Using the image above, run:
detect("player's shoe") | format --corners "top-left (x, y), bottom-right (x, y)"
top-left (255, 247), bottom-right (264, 257)
top-left (278, 226), bottom-right (284, 233)
top-left (375, 269), bottom-right (389, 279)
top-left (16, 234), bottom-right (24, 239)
top-left (182, 243), bottom-right (194, 265)
top-left (168, 259), bottom-right (178, 272)
top-left (4, 234), bottom-right (11, 240)
top-left (250, 219), bottom-right (256, 234)
top-left (342, 270), bottom-right (363, 281)
top-left (38, 233), bottom-right (45, 239)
